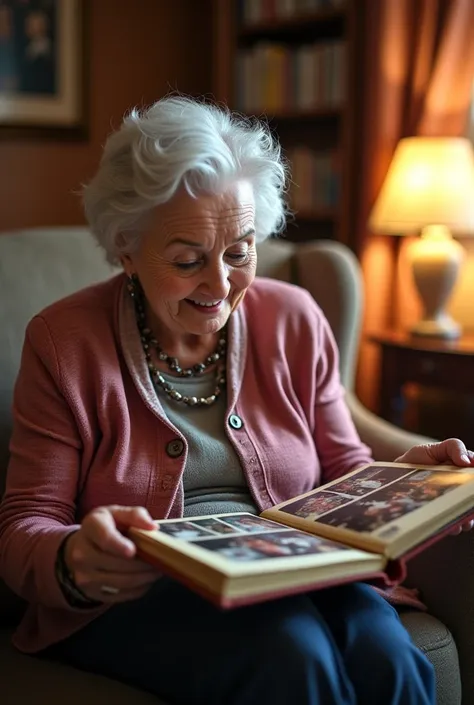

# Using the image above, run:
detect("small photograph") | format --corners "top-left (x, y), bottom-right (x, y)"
top-left (393, 470), bottom-right (466, 499)
top-left (217, 514), bottom-right (282, 534)
top-left (328, 465), bottom-right (414, 498)
top-left (193, 530), bottom-right (348, 562)
top-left (158, 521), bottom-right (214, 541)
top-left (317, 469), bottom-right (473, 533)
top-left (280, 491), bottom-right (351, 520)
top-left (190, 518), bottom-right (242, 535)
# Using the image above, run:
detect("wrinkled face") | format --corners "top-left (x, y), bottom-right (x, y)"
top-left (122, 181), bottom-right (257, 337)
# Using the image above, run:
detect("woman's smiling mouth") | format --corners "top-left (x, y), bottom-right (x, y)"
top-left (185, 299), bottom-right (224, 313)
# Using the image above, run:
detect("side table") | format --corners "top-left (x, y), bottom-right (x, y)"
top-left (367, 330), bottom-right (474, 433)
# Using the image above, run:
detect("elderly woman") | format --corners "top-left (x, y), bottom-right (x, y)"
top-left (0, 96), bottom-right (473, 705)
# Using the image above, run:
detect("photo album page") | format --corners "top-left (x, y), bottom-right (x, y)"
top-left (263, 463), bottom-right (474, 557)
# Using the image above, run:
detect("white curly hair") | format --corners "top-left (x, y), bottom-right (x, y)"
top-left (82, 96), bottom-right (289, 265)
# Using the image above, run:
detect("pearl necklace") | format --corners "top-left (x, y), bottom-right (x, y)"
top-left (128, 275), bottom-right (227, 407)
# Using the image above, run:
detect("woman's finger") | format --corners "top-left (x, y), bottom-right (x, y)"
top-left (74, 567), bottom-right (158, 595)
top-left (70, 542), bottom-right (157, 574)
top-left (67, 534), bottom-right (156, 574)
top-left (425, 439), bottom-right (469, 465)
top-left (397, 439), bottom-right (474, 467)
top-left (82, 508), bottom-right (136, 558)
top-left (108, 505), bottom-right (156, 532)
top-left (451, 520), bottom-right (474, 535)
top-left (83, 506), bottom-right (156, 558)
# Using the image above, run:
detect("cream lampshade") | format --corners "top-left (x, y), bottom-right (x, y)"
top-left (369, 136), bottom-right (474, 339)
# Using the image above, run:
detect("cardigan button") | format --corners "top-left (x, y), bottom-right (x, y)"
top-left (166, 439), bottom-right (184, 458)
top-left (229, 414), bottom-right (243, 430)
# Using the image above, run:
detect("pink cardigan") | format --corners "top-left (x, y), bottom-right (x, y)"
top-left (0, 274), bottom-right (373, 653)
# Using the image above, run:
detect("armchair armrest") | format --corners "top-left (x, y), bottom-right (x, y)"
top-left (346, 391), bottom-right (437, 461)
top-left (348, 390), bottom-right (474, 702)
top-left (404, 532), bottom-right (474, 705)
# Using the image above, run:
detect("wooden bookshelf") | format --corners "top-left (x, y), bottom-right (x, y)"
top-left (264, 107), bottom-right (345, 120)
top-left (293, 208), bottom-right (337, 222)
top-left (212, 0), bottom-right (362, 248)
top-left (238, 8), bottom-right (345, 39)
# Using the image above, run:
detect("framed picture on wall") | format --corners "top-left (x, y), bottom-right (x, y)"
top-left (0, 0), bottom-right (87, 139)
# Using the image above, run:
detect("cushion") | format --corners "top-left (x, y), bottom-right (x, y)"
top-left (400, 611), bottom-right (461, 705)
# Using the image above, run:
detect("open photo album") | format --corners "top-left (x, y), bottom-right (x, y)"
top-left (129, 462), bottom-right (474, 608)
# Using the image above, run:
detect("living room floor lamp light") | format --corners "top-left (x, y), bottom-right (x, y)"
top-left (369, 137), bottom-right (474, 339)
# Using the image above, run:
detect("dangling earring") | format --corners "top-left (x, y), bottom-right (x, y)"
top-left (126, 273), bottom-right (140, 299)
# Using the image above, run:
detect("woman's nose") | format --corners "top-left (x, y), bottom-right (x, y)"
top-left (204, 262), bottom-right (231, 300)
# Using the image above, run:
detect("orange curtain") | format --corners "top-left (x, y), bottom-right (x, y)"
top-left (354, 0), bottom-right (474, 410)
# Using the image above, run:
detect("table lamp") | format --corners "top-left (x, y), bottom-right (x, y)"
top-left (368, 137), bottom-right (474, 339)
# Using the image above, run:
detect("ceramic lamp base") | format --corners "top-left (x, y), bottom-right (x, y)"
top-left (410, 315), bottom-right (461, 340)
top-left (410, 225), bottom-right (465, 340)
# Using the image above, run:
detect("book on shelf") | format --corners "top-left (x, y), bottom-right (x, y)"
top-left (129, 462), bottom-right (474, 609)
top-left (235, 40), bottom-right (345, 114)
top-left (288, 146), bottom-right (341, 211)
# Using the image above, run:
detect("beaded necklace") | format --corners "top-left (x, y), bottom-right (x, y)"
top-left (128, 275), bottom-right (227, 407)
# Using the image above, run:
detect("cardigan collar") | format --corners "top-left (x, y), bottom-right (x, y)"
top-left (117, 275), bottom-right (248, 422)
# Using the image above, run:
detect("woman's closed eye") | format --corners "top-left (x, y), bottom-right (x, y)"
top-left (174, 260), bottom-right (201, 270)
top-left (226, 252), bottom-right (250, 263)
top-left (174, 252), bottom-right (250, 270)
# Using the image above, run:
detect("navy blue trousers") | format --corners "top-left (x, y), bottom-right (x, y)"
top-left (46, 580), bottom-right (435, 705)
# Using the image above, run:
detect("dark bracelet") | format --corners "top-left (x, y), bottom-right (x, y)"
top-left (55, 535), bottom-right (102, 609)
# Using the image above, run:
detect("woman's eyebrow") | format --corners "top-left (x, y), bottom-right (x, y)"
top-left (167, 229), bottom-right (255, 248)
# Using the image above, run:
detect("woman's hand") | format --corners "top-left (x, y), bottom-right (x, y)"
top-left (395, 438), bottom-right (474, 534)
top-left (64, 505), bottom-right (161, 603)
top-left (395, 437), bottom-right (474, 468)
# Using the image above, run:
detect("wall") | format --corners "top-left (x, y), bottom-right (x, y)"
top-left (0, 0), bottom-right (212, 231)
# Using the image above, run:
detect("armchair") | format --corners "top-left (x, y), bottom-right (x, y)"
top-left (0, 228), bottom-right (469, 705)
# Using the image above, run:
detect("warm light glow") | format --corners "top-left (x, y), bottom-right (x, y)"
top-left (369, 137), bottom-right (474, 235)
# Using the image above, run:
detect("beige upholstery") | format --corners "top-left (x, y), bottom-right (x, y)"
top-left (0, 227), bottom-right (468, 705)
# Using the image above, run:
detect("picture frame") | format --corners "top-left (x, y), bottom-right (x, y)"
top-left (0, 0), bottom-right (88, 139)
